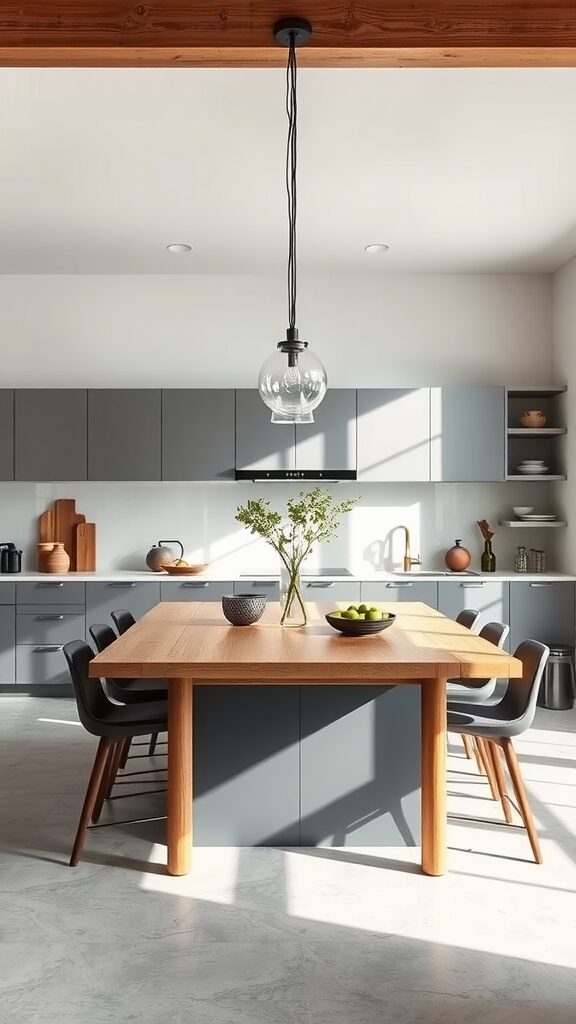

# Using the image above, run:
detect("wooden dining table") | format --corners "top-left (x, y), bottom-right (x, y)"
top-left (89, 600), bottom-right (522, 877)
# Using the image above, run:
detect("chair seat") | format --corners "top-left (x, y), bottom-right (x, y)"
top-left (93, 697), bottom-right (167, 739)
top-left (447, 678), bottom-right (497, 703)
top-left (447, 702), bottom-right (529, 740)
top-left (109, 678), bottom-right (167, 703)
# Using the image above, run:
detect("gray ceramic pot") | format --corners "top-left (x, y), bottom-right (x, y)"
top-left (222, 593), bottom-right (267, 626)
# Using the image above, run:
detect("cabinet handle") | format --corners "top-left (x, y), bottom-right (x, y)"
top-left (36, 614), bottom-right (65, 621)
top-left (529, 582), bottom-right (552, 587)
top-left (181, 581), bottom-right (209, 588)
top-left (386, 582), bottom-right (413, 588)
top-left (37, 582), bottom-right (64, 588)
top-left (250, 581), bottom-right (277, 587)
top-left (109, 582), bottom-right (137, 588)
top-left (461, 582), bottom-right (485, 588)
top-left (33, 645), bottom-right (64, 653)
top-left (305, 581), bottom-right (335, 588)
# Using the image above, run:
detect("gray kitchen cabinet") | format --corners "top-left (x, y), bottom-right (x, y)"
top-left (160, 580), bottom-right (233, 602)
top-left (194, 686), bottom-right (300, 845)
top-left (300, 685), bottom-right (420, 846)
top-left (85, 581), bottom-right (161, 633)
top-left (17, 581), bottom-right (85, 605)
top-left (509, 582), bottom-right (576, 651)
top-left (0, 583), bottom-right (16, 604)
top-left (430, 387), bottom-right (505, 482)
top-left (234, 579), bottom-right (280, 599)
top-left (17, 610), bottom-right (86, 646)
top-left (302, 580), bottom-right (361, 604)
top-left (15, 389), bottom-right (87, 481)
top-left (0, 605), bottom-right (15, 684)
top-left (0, 391), bottom-right (14, 480)
top-left (162, 389), bottom-right (235, 481)
top-left (16, 645), bottom-right (70, 688)
top-left (88, 390), bottom-right (161, 480)
top-left (361, 580), bottom-right (438, 607)
top-left (295, 389), bottom-right (357, 472)
top-left (438, 580), bottom-right (509, 643)
top-left (357, 389), bottom-right (430, 482)
top-left (235, 389), bottom-right (296, 473)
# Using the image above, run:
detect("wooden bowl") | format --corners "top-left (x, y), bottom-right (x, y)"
top-left (161, 564), bottom-right (208, 576)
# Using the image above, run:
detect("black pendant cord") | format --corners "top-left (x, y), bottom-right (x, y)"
top-left (286, 34), bottom-right (298, 331)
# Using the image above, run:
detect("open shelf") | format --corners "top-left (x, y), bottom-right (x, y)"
top-left (499, 520), bottom-right (567, 528)
top-left (507, 428), bottom-right (566, 436)
top-left (507, 386), bottom-right (567, 398)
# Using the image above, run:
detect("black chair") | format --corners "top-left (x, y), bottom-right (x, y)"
top-left (448, 639), bottom-right (549, 863)
top-left (456, 608), bottom-right (482, 631)
top-left (111, 609), bottom-right (136, 635)
top-left (63, 640), bottom-right (167, 867)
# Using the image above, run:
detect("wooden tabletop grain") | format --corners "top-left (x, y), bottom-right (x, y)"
top-left (88, 601), bottom-right (523, 683)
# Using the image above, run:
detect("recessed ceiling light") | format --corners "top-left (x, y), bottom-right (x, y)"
top-left (167, 243), bottom-right (193, 253)
top-left (365, 243), bottom-right (390, 254)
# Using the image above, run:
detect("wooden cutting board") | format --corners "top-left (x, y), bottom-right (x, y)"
top-left (75, 522), bottom-right (96, 572)
top-left (38, 499), bottom-right (94, 571)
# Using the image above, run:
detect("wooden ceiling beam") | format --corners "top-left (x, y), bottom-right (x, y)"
top-left (1, 3), bottom-right (576, 68)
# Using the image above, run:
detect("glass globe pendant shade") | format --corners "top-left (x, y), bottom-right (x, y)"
top-left (258, 341), bottom-right (327, 424)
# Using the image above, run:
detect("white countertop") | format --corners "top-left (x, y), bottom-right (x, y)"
top-left (1, 569), bottom-right (574, 584)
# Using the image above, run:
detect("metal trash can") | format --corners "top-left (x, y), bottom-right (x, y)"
top-left (538, 645), bottom-right (576, 711)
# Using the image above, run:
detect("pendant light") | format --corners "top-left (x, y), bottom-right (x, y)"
top-left (258, 17), bottom-right (327, 424)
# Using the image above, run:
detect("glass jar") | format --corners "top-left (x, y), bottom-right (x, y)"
top-left (514, 546), bottom-right (528, 573)
top-left (530, 549), bottom-right (547, 574)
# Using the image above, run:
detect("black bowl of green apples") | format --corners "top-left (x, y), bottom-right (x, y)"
top-left (325, 604), bottom-right (395, 637)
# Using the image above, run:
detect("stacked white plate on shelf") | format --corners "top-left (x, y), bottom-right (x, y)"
top-left (516, 459), bottom-right (549, 475)
top-left (512, 506), bottom-right (557, 521)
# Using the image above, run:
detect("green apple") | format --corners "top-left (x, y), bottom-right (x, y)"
top-left (342, 609), bottom-right (360, 620)
top-left (358, 604), bottom-right (370, 614)
top-left (366, 609), bottom-right (383, 621)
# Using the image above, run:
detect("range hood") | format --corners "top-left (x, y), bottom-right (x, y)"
top-left (235, 469), bottom-right (357, 482)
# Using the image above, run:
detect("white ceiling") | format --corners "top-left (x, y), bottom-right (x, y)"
top-left (2, 67), bottom-right (576, 274)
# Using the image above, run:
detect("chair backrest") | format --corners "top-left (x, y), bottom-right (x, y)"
top-left (111, 609), bottom-right (136, 635)
top-left (500, 639), bottom-right (550, 727)
top-left (63, 639), bottom-right (111, 737)
top-left (479, 620), bottom-right (509, 650)
top-left (457, 608), bottom-right (481, 632)
top-left (89, 623), bottom-right (117, 654)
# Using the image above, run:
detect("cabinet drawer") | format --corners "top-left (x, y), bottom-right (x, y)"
top-left (234, 580), bottom-right (280, 598)
top-left (0, 582), bottom-right (16, 604)
top-left (438, 581), bottom-right (509, 639)
top-left (17, 611), bottom-right (85, 646)
top-left (17, 581), bottom-right (85, 605)
top-left (510, 582), bottom-right (575, 650)
top-left (16, 645), bottom-right (70, 686)
top-left (361, 581), bottom-right (438, 607)
top-left (160, 580), bottom-right (234, 602)
top-left (302, 581), bottom-right (361, 604)
top-left (0, 605), bottom-right (15, 684)
top-left (86, 581), bottom-right (161, 629)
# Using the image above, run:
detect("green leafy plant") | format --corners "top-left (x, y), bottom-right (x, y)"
top-left (236, 488), bottom-right (359, 625)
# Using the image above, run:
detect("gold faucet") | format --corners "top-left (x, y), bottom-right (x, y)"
top-left (398, 525), bottom-right (422, 572)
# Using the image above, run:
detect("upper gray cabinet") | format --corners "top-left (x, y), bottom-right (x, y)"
top-left (162, 389), bottom-right (235, 480)
top-left (15, 389), bottom-right (87, 481)
top-left (235, 389), bottom-right (296, 472)
top-left (0, 391), bottom-right (14, 480)
top-left (295, 389), bottom-right (357, 471)
top-left (430, 387), bottom-right (505, 482)
top-left (357, 389), bottom-right (431, 481)
top-left (88, 390), bottom-right (161, 480)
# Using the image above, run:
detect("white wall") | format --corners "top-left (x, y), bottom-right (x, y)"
top-left (0, 272), bottom-right (552, 387)
top-left (553, 257), bottom-right (576, 569)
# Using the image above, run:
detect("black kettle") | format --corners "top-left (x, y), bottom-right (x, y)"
top-left (0, 543), bottom-right (22, 573)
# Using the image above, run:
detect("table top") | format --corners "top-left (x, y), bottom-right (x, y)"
top-left (88, 601), bottom-right (523, 683)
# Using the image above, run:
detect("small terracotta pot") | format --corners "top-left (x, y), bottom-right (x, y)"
top-left (37, 542), bottom-right (54, 573)
top-left (520, 410), bottom-right (547, 428)
top-left (445, 539), bottom-right (471, 572)
top-left (44, 542), bottom-right (70, 574)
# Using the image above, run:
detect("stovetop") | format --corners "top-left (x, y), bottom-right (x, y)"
top-left (240, 567), bottom-right (352, 578)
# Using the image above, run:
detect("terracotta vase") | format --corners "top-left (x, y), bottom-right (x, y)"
top-left (44, 542), bottom-right (70, 574)
top-left (37, 542), bottom-right (54, 573)
top-left (445, 539), bottom-right (471, 572)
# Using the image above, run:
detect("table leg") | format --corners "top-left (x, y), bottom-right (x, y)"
top-left (167, 679), bottom-right (193, 876)
top-left (420, 677), bottom-right (447, 876)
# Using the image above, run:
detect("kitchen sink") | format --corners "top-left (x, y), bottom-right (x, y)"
top-left (392, 570), bottom-right (481, 577)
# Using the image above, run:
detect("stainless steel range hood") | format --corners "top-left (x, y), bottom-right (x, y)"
top-left (235, 469), bottom-right (357, 482)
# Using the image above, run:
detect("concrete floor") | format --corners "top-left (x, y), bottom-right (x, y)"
top-left (1, 697), bottom-right (575, 1024)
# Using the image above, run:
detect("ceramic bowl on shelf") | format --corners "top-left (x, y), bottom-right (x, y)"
top-left (517, 465), bottom-right (549, 475)
top-left (520, 410), bottom-right (547, 428)
top-left (513, 506), bottom-right (534, 517)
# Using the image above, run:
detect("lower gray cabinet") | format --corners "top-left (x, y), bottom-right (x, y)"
top-left (361, 581), bottom-right (438, 607)
top-left (160, 580), bottom-right (233, 602)
top-left (17, 581), bottom-right (85, 605)
top-left (300, 686), bottom-right (421, 846)
top-left (234, 579), bottom-right (280, 599)
top-left (438, 580), bottom-right (509, 641)
top-left (0, 605), bottom-right (15, 684)
top-left (510, 582), bottom-right (576, 651)
top-left (194, 686), bottom-right (300, 845)
top-left (88, 390), bottom-right (161, 480)
top-left (86, 582), bottom-right (161, 633)
top-left (16, 645), bottom-right (70, 687)
top-left (302, 581), bottom-right (361, 604)
top-left (17, 610), bottom-right (86, 646)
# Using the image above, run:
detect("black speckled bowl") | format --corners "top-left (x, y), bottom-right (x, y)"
top-left (325, 612), bottom-right (396, 637)
top-left (222, 594), bottom-right (267, 627)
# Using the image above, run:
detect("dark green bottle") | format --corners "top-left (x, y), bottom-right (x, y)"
top-left (481, 539), bottom-right (496, 572)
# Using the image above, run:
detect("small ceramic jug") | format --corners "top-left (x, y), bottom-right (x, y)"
top-left (445, 539), bottom-right (471, 572)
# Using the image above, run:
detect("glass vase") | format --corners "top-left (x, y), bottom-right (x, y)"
top-left (481, 540), bottom-right (496, 573)
top-left (280, 564), bottom-right (307, 627)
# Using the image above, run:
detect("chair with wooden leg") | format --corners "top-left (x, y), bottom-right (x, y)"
top-left (110, 611), bottom-right (165, 757)
top-left (449, 620), bottom-right (508, 762)
top-left (63, 639), bottom-right (168, 867)
top-left (447, 639), bottom-right (549, 863)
